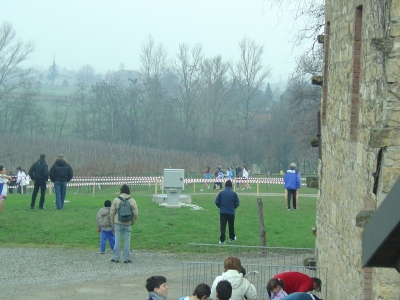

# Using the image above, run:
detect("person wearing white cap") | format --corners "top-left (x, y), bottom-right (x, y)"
top-left (283, 163), bottom-right (301, 210)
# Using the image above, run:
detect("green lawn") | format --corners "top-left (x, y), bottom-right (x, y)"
top-left (0, 184), bottom-right (317, 252)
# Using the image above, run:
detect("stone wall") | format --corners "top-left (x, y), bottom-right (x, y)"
top-left (317, 0), bottom-right (400, 299)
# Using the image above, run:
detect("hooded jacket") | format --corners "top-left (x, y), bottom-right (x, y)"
top-left (96, 207), bottom-right (114, 231)
top-left (50, 158), bottom-right (73, 182)
top-left (110, 193), bottom-right (138, 225)
top-left (284, 168), bottom-right (301, 190)
top-left (210, 269), bottom-right (257, 300)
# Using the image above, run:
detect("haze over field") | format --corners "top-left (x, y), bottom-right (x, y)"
top-left (1, 0), bottom-right (305, 81)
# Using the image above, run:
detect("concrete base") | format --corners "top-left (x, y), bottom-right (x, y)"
top-left (152, 194), bottom-right (192, 207)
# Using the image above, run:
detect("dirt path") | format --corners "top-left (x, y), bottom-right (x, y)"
top-left (9, 270), bottom-right (184, 300)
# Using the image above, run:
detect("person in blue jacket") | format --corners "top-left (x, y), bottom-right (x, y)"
top-left (215, 180), bottom-right (239, 244)
top-left (284, 163), bottom-right (301, 211)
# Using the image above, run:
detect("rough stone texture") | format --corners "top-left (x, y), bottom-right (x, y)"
top-left (318, 0), bottom-right (400, 299)
top-left (355, 210), bottom-right (374, 228)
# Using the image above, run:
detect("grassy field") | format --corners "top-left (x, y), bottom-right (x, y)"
top-left (0, 184), bottom-right (317, 252)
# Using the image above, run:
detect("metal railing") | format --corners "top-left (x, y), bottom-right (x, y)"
top-left (182, 244), bottom-right (326, 299)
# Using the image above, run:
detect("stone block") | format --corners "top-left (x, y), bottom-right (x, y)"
top-left (311, 75), bottom-right (323, 86)
top-left (306, 177), bottom-right (319, 188)
top-left (356, 210), bottom-right (374, 228)
top-left (385, 58), bottom-right (400, 83)
top-left (369, 128), bottom-right (400, 147)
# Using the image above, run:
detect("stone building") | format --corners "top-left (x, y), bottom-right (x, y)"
top-left (316, 0), bottom-right (400, 299)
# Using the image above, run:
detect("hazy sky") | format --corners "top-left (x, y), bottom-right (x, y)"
top-left (1, 0), bottom-right (305, 82)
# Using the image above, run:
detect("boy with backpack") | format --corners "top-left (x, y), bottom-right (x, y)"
top-left (96, 199), bottom-right (115, 254)
top-left (110, 184), bottom-right (138, 263)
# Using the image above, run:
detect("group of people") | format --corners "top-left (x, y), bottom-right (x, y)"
top-left (28, 153), bottom-right (74, 210)
top-left (144, 259), bottom-right (321, 300)
top-left (0, 154), bottom-right (74, 227)
top-left (200, 164), bottom-right (251, 192)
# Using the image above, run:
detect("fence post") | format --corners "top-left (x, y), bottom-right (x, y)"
top-left (257, 182), bottom-right (259, 196)
top-left (155, 179), bottom-right (158, 195)
top-left (257, 198), bottom-right (267, 254)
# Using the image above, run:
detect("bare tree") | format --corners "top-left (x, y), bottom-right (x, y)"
top-left (0, 21), bottom-right (35, 102)
top-left (230, 36), bottom-right (271, 161)
top-left (138, 35), bottom-right (169, 148)
top-left (172, 43), bottom-right (204, 149)
top-left (264, 0), bottom-right (324, 48)
top-left (197, 55), bottom-right (231, 153)
top-left (75, 64), bottom-right (96, 85)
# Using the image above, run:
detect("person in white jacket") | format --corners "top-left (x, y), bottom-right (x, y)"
top-left (210, 256), bottom-right (257, 300)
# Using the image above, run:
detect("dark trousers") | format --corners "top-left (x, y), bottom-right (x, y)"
top-left (219, 213), bottom-right (235, 242)
top-left (287, 189), bottom-right (297, 209)
top-left (31, 180), bottom-right (47, 208)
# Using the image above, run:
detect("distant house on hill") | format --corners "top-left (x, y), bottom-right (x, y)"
top-left (53, 75), bottom-right (74, 86)
top-left (105, 70), bottom-right (141, 84)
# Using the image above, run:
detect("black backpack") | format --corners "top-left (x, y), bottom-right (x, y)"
top-left (117, 196), bottom-right (133, 222)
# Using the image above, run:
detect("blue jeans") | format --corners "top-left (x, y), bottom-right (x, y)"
top-left (100, 230), bottom-right (115, 253)
top-left (54, 181), bottom-right (67, 209)
top-left (112, 224), bottom-right (131, 261)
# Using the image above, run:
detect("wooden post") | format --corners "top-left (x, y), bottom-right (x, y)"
top-left (193, 182), bottom-right (196, 193)
top-left (155, 179), bottom-right (158, 195)
top-left (49, 183), bottom-right (53, 195)
top-left (256, 183), bottom-right (259, 196)
top-left (92, 183), bottom-right (95, 195)
top-left (257, 198), bottom-right (267, 253)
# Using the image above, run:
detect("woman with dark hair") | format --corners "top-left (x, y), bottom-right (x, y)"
top-left (210, 256), bottom-right (257, 300)
top-left (110, 184), bottom-right (138, 263)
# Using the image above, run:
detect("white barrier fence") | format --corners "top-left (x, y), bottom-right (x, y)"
top-left (15, 176), bottom-right (306, 195)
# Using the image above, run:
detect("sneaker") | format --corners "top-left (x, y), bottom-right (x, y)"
top-left (229, 237), bottom-right (237, 242)
top-left (218, 241), bottom-right (224, 245)
top-left (247, 187), bottom-right (251, 190)
top-left (200, 189), bottom-right (203, 192)
top-left (208, 186), bottom-right (210, 190)
top-left (100, 252), bottom-right (105, 254)
top-left (124, 260), bottom-right (132, 263)
top-left (111, 259), bottom-right (119, 263)
top-left (287, 208), bottom-right (291, 211)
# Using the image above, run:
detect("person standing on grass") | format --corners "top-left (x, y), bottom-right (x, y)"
top-left (0, 166), bottom-right (13, 228)
top-left (49, 154), bottom-right (73, 210)
top-left (284, 163), bottom-right (301, 211)
top-left (179, 283), bottom-right (211, 300)
top-left (29, 154), bottom-right (49, 209)
top-left (215, 180), bottom-right (239, 244)
top-left (200, 167), bottom-right (212, 192)
top-left (96, 199), bottom-right (115, 254)
top-left (146, 275), bottom-right (168, 300)
top-left (110, 184), bottom-right (138, 263)
top-left (16, 167), bottom-right (23, 194)
top-left (241, 164), bottom-right (251, 190)
top-left (235, 164), bottom-right (242, 189)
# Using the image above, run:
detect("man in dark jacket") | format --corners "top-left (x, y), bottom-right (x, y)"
top-left (215, 180), bottom-right (239, 244)
top-left (29, 154), bottom-right (49, 209)
top-left (50, 154), bottom-right (73, 210)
